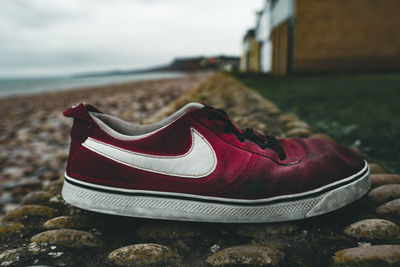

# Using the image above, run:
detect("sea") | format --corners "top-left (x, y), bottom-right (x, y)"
top-left (0, 71), bottom-right (186, 98)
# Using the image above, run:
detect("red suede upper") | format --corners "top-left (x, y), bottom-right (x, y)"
top-left (63, 103), bottom-right (365, 200)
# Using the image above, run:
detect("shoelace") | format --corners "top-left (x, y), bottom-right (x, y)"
top-left (203, 106), bottom-right (287, 160)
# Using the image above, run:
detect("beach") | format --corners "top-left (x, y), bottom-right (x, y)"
top-left (0, 72), bottom-right (211, 216)
top-left (0, 72), bottom-right (398, 266)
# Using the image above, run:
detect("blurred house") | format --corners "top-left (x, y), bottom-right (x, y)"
top-left (241, 0), bottom-right (400, 74)
top-left (240, 29), bottom-right (261, 72)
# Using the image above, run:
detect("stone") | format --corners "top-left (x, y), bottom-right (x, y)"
top-left (0, 192), bottom-right (14, 206)
top-left (20, 191), bottom-right (53, 206)
top-left (368, 163), bottom-right (387, 174)
top-left (309, 133), bottom-right (332, 141)
top-left (2, 205), bottom-right (54, 223)
top-left (27, 242), bottom-right (50, 255)
top-left (333, 245), bottom-right (400, 265)
top-left (285, 127), bottom-right (313, 138)
top-left (108, 243), bottom-right (179, 266)
top-left (43, 216), bottom-right (92, 230)
top-left (0, 222), bottom-right (25, 242)
top-left (0, 248), bottom-right (26, 267)
top-left (376, 199), bottom-right (400, 216)
top-left (43, 179), bottom-right (64, 196)
top-left (285, 120), bottom-right (309, 130)
top-left (236, 223), bottom-right (298, 239)
top-left (368, 184), bottom-right (400, 204)
top-left (278, 113), bottom-right (299, 123)
top-left (1, 167), bottom-right (24, 180)
top-left (137, 222), bottom-right (201, 240)
top-left (206, 245), bottom-right (284, 266)
top-left (344, 219), bottom-right (400, 240)
top-left (10, 179), bottom-right (42, 196)
top-left (30, 229), bottom-right (103, 248)
top-left (371, 174), bottom-right (400, 186)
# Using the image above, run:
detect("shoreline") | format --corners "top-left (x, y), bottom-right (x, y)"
top-left (0, 71), bottom-right (196, 99)
top-left (0, 72), bottom-right (212, 101)
top-left (0, 72), bottom-right (211, 127)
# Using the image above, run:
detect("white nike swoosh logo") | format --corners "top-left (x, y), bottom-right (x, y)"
top-left (82, 128), bottom-right (217, 178)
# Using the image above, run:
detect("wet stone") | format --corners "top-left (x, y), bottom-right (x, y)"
top-left (371, 174), bottom-right (400, 186)
top-left (0, 247), bottom-right (27, 267)
top-left (344, 219), bottom-right (400, 240)
top-left (236, 223), bottom-right (299, 239)
top-left (43, 216), bottom-right (92, 230)
top-left (333, 245), bottom-right (400, 265)
top-left (206, 245), bottom-right (284, 266)
top-left (368, 163), bottom-right (387, 174)
top-left (30, 229), bottom-right (103, 248)
top-left (1, 205), bottom-right (54, 223)
top-left (0, 222), bottom-right (25, 242)
top-left (108, 243), bottom-right (179, 266)
top-left (20, 191), bottom-right (53, 206)
top-left (27, 242), bottom-right (50, 255)
top-left (376, 199), bottom-right (400, 216)
top-left (368, 184), bottom-right (400, 204)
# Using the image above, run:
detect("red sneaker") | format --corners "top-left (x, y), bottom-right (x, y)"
top-left (62, 102), bottom-right (370, 223)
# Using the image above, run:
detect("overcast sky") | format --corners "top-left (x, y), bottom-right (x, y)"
top-left (0, 0), bottom-right (263, 77)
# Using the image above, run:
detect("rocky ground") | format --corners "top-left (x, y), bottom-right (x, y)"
top-left (0, 73), bottom-right (210, 217)
top-left (0, 72), bottom-right (399, 266)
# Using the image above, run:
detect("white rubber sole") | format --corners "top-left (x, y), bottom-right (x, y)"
top-left (61, 162), bottom-right (370, 223)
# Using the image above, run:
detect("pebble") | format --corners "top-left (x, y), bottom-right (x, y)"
top-left (1, 205), bottom-right (54, 223)
top-left (285, 127), bottom-right (313, 138)
top-left (1, 167), bottom-right (24, 180)
top-left (0, 248), bottom-right (26, 267)
top-left (43, 179), bottom-right (64, 196)
top-left (376, 199), bottom-right (400, 216)
top-left (285, 120), bottom-right (309, 130)
top-left (0, 192), bottom-right (14, 206)
top-left (0, 222), bottom-right (25, 242)
top-left (206, 245), bottom-right (284, 266)
top-left (371, 174), bottom-right (400, 186)
top-left (10, 179), bottom-right (42, 196)
top-left (368, 163), bottom-right (387, 174)
top-left (236, 223), bottom-right (299, 239)
top-left (344, 219), bottom-right (400, 240)
top-left (43, 216), bottom-right (92, 230)
top-left (20, 191), bottom-right (53, 206)
top-left (368, 184), bottom-right (400, 204)
top-left (108, 243), bottom-right (179, 266)
top-left (30, 229), bottom-right (103, 248)
top-left (333, 245), bottom-right (400, 265)
top-left (278, 113), bottom-right (299, 123)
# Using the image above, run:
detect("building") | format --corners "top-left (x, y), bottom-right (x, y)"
top-left (239, 29), bottom-right (261, 72)
top-left (241, 0), bottom-right (400, 74)
top-left (255, 6), bottom-right (272, 73)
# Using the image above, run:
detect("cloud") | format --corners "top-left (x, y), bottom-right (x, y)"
top-left (0, 0), bottom-right (263, 76)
